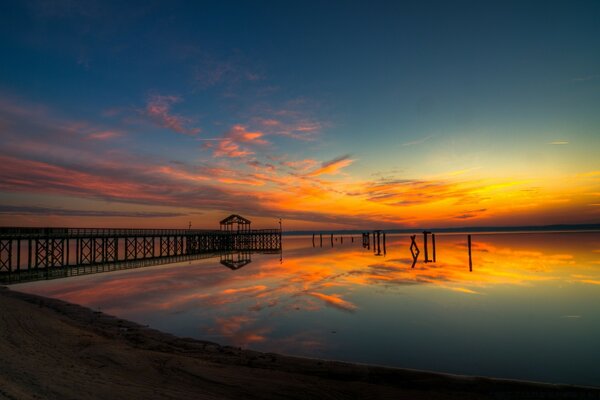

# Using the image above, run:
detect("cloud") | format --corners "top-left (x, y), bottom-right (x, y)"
top-left (572, 74), bottom-right (599, 82)
top-left (210, 139), bottom-right (254, 158)
top-left (250, 101), bottom-right (324, 141)
top-left (191, 52), bottom-right (263, 89)
top-left (0, 205), bottom-right (185, 218)
top-left (87, 130), bottom-right (121, 140)
top-left (226, 124), bottom-right (268, 145)
top-left (549, 141), bottom-right (569, 145)
top-left (144, 95), bottom-right (201, 135)
top-left (307, 155), bottom-right (354, 176)
top-left (307, 292), bottom-right (357, 312)
top-left (402, 135), bottom-right (434, 146)
top-left (453, 208), bottom-right (487, 220)
top-left (206, 125), bottom-right (268, 158)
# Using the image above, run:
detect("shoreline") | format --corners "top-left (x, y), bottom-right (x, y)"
top-left (1, 286), bottom-right (598, 400)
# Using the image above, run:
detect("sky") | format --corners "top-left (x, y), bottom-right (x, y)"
top-left (0, 0), bottom-right (599, 230)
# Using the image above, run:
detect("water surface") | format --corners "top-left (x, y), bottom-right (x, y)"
top-left (16, 232), bottom-right (600, 386)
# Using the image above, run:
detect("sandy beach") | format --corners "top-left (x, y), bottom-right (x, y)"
top-left (0, 286), bottom-right (598, 400)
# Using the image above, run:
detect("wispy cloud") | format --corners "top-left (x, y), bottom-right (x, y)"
top-left (0, 205), bottom-right (185, 218)
top-left (402, 135), bottom-right (434, 146)
top-left (190, 52), bottom-right (263, 89)
top-left (307, 292), bottom-right (357, 312)
top-left (204, 124), bottom-right (268, 158)
top-left (572, 74), bottom-right (599, 82)
top-left (307, 155), bottom-right (354, 176)
top-left (453, 208), bottom-right (487, 220)
top-left (87, 130), bottom-right (122, 140)
top-left (249, 99), bottom-right (325, 141)
top-left (144, 95), bottom-right (201, 135)
top-left (549, 141), bottom-right (569, 145)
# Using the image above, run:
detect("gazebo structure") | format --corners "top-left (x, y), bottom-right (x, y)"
top-left (220, 214), bottom-right (251, 232)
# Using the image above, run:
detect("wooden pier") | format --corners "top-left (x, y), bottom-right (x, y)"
top-left (0, 215), bottom-right (281, 284)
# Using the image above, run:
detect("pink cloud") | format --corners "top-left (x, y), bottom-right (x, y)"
top-left (207, 124), bottom-right (268, 158)
top-left (225, 124), bottom-right (268, 144)
top-left (87, 130), bottom-right (121, 140)
top-left (253, 116), bottom-right (321, 140)
top-left (145, 95), bottom-right (201, 135)
top-left (210, 139), bottom-right (254, 158)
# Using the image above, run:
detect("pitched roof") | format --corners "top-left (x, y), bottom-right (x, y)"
top-left (219, 214), bottom-right (251, 225)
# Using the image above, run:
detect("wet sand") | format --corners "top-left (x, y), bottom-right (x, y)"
top-left (0, 286), bottom-right (598, 400)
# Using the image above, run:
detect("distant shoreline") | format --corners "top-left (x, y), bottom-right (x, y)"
top-left (283, 223), bottom-right (600, 236)
top-left (1, 286), bottom-right (599, 400)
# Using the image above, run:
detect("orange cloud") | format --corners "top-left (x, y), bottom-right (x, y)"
top-left (307, 155), bottom-right (354, 176)
top-left (307, 292), bottom-right (357, 312)
top-left (208, 124), bottom-right (268, 158)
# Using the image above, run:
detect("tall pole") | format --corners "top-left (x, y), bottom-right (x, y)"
top-left (468, 234), bottom-right (472, 272)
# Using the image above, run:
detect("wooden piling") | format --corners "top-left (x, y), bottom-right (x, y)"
top-left (432, 233), bottom-right (436, 262)
top-left (468, 234), bottom-right (472, 272)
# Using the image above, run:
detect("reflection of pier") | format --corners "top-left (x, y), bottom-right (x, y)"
top-left (0, 215), bottom-right (281, 284)
top-left (220, 251), bottom-right (253, 270)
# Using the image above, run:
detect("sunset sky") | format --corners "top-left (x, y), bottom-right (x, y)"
top-left (0, 1), bottom-right (599, 230)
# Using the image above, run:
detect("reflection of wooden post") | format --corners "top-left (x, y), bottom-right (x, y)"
top-left (312, 233), bottom-right (315, 247)
top-left (331, 233), bottom-right (334, 247)
top-left (320, 234), bottom-right (323, 247)
top-left (468, 234), bottom-right (472, 272)
top-left (341, 236), bottom-right (343, 244)
top-left (432, 233), bottom-right (436, 262)
top-left (423, 231), bottom-right (429, 263)
top-left (410, 235), bottom-right (420, 268)
top-left (383, 232), bottom-right (386, 255)
top-left (352, 236), bottom-right (354, 243)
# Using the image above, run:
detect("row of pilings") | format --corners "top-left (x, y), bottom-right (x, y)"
top-left (311, 231), bottom-right (474, 270)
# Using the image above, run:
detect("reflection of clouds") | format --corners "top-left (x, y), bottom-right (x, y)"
top-left (267, 331), bottom-right (326, 355)
top-left (307, 292), bottom-right (357, 313)
top-left (208, 315), bottom-right (271, 346)
top-left (17, 233), bottom-right (600, 350)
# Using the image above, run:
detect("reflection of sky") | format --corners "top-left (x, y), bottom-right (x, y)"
top-left (16, 232), bottom-right (600, 386)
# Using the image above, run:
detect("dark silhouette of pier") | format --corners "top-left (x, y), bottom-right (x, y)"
top-left (0, 215), bottom-right (281, 284)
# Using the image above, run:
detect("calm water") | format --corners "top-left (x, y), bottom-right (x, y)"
top-left (15, 232), bottom-right (600, 387)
